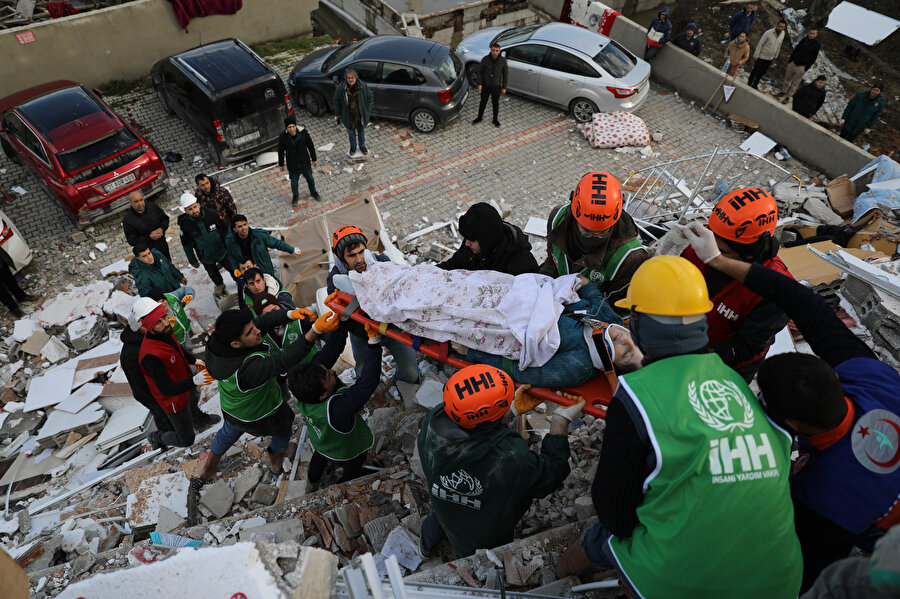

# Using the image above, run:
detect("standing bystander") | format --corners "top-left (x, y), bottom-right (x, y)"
top-left (673, 23), bottom-right (702, 56)
top-left (0, 261), bottom-right (38, 318)
top-left (747, 20), bottom-right (786, 89)
top-left (333, 69), bottom-right (373, 158)
top-left (643, 7), bottom-right (672, 62)
top-left (728, 4), bottom-right (757, 41)
top-left (122, 191), bottom-right (171, 261)
top-left (472, 43), bottom-right (508, 127)
top-left (793, 76), bottom-right (828, 119)
top-left (278, 116), bottom-right (319, 205)
top-left (724, 32), bottom-right (750, 77)
top-left (194, 173), bottom-right (237, 231)
top-left (779, 29), bottom-right (821, 102)
top-left (840, 83), bottom-right (885, 143)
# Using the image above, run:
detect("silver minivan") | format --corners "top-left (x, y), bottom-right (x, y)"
top-left (456, 22), bottom-right (651, 122)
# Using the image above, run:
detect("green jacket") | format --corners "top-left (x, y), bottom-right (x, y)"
top-left (225, 228), bottom-right (295, 277)
top-left (842, 90), bottom-right (886, 135)
top-left (333, 79), bottom-right (373, 129)
top-left (178, 207), bottom-right (227, 266)
top-left (417, 405), bottom-right (570, 557)
top-left (129, 249), bottom-right (185, 296)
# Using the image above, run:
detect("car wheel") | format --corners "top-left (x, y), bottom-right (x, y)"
top-left (466, 63), bottom-right (480, 88)
top-left (206, 140), bottom-right (225, 167)
top-left (0, 138), bottom-right (21, 165)
top-left (156, 88), bottom-right (174, 115)
top-left (570, 98), bottom-right (599, 123)
top-left (303, 91), bottom-right (326, 116)
top-left (410, 108), bottom-right (438, 133)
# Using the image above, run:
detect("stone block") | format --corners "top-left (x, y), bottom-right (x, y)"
top-left (803, 196), bottom-right (843, 226)
top-left (290, 547), bottom-right (339, 598)
top-left (155, 506), bottom-right (185, 534)
top-left (232, 466), bottom-right (262, 503)
top-left (362, 514), bottom-right (400, 552)
top-left (840, 276), bottom-right (900, 360)
top-left (201, 481), bottom-right (234, 520)
top-left (573, 496), bottom-right (594, 521)
top-left (67, 315), bottom-right (109, 351)
top-left (251, 484), bottom-right (278, 507)
top-left (239, 518), bottom-right (305, 544)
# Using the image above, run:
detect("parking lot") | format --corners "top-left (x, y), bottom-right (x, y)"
top-left (0, 45), bottom-right (812, 295)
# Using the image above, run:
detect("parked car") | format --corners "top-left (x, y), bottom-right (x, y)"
top-left (288, 36), bottom-right (468, 133)
top-left (151, 39), bottom-right (294, 166)
top-left (0, 81), bottom-right (168, 229)
top-left (0, 208), bottom-right (32, 273)
top-left (456, 22), bottom-right (651, 122)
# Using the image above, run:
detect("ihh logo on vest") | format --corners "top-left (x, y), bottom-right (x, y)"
top-left (431, 468), bottom-right (484, 510)
top-left (852, 409), bottom-right (900, 474)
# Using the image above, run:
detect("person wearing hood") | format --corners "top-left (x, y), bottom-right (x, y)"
top-left (539, 171), bottom-right (649, 308)
top-left (673, 23), bottom-right (701, 56)
top-left (177, 191), bottom-right (231, 299)
top-left (840, 83), bottom-right (885, 143)
top-left (724, 31), bottom-right (750, 77)
top-left (728, 3), bottom-right (757, 40)
top-left (192, 306), bottom-right (340, 486)
top-left (644, 7), bottom-right (672, 61)
top-left (680, 187), bottom-right (792, 382)
top-left (278, 116), bottom-right (319, 206)
top-left (417, 364), bottom-right (583, 558)
top-left (195, 173), bottom-right (237, 231)
top-left (748, 19), bottom-right (786, 89)
top-left (793, 75), bottom-right (828, 118)
top-left (556, 255), bottom-right (803, 598)
top-left (438, 203), bottom-right (539, 276)
top-left (326, 225), bottom-right (420, 384)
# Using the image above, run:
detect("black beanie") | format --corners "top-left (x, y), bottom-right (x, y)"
top-left (214, 309), bottom-right (254, 344)
top-left (284, 116), bottom-right (296, 127)
top-left (146, 287), bottom-right (165, 301)
top-left (253, 293), bottom-right (281, 315)
top-left (458, 203), bottom-right (504, 254)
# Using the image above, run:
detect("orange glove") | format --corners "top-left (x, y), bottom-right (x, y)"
top-left (324, 290), bottom-right (339, 306)
top-left (168, 316), bottom-right (177, 328)
top-left (233, 268), bottom-right (243, 278)
top-left (364, 322), bottom-right (383, 344)
top-left (511, 384), bottom-right (543, 415)
top-left (288, 308), bottom-right (315, 321)
top-left (312, 311), bottom-right (340, 334)
top-left (192, 369), bottom-right (214, 386)
top-left (181, 294), bottom-right (193, 306)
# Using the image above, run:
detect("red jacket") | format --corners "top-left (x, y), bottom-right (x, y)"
top-left (139, 335), bottom-right (192, 413)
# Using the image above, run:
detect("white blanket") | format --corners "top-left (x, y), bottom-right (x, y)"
top-left (348, 263), bottom-right (580, 368)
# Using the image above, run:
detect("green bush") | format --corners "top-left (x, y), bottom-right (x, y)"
top-left (252, 35), bottom-right (334, 59)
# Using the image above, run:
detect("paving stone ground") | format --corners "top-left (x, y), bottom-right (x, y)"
top-left (0, 45), bottom-right (815, 320)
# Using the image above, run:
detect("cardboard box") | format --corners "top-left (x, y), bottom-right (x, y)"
top-left (826, 175), bottom-right (856, 218)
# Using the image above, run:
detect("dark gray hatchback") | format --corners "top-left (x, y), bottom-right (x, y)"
top-left (288, 36), bottom-right (468, 133)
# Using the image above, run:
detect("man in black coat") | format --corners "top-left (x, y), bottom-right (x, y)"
top-left (779, 29), bottom-right (821, 102)
top-left (472, 43), bottom-right (508, 127)
top-left (438, 202), bottom-right (539, 276)
top-left (793, 75), bottom-right (827, 118)
top-left (122, 191), bottom-right (171, 261)
top-left (277, 116), bottom-right (319, 206)
top-left (673, 23), bottom-right (702, 56)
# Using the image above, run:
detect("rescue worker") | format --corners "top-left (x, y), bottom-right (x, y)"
top-left (145, 286), bottom-right (194, 348)
top-left (287, 307), bottom-right (384, 491)
top-left (683, 221), bottom-right (900, 591)
top-left (235, 257), bottom-right (293, 313)
top-left (417, 364), bottom-right (583, 558)
top-left (679, 187), bottom-right (792, 381)
top-left (557, 255), bottom-right (803, 597)
top-left (192, 306), bottom-right (340, 486)
top-left (327, 225), bottom-right (420, 384)
top-left (539, 171), bottom-right (649, 306)
top-left (177, 191), bottom-right (232, 299)
top-left (241, 267), bottom-right (295, 314)
top-left (225, 214), bottom-right (301, 278)
top-left (253, 293), bottom-right (317, 360)
top-left (129, 243), bottom-right (186, 296)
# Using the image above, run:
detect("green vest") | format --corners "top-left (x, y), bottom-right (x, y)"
top-left (297, 387), bottom-right (373, 461)
top-left (549, 207), bottom-right (643, 285)
top-left (610, 353), bottom-right (802, 598)
top-left (164, 293), bottom-right (191, 345)
top-left (216, 351), bottom-right (283, 422)
top-left (263, 321), bottom-right (318, 364)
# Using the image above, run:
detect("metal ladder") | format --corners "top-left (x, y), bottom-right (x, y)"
top-left (401, 13), bottom-right (424, 38)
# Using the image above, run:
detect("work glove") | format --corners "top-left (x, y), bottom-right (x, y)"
top-left (511, 384), bottom-right (543, 416)
top-left (312, 311), bottom-right (340, 334)
top-left (555, 397), bottom-right (587, 423)
top-left (181, 294), bottom-right (193, 306)
top-left (871, 526), bottom-right (900, 593)
top-left (193, 368), bottom-right (214, 386)
top-left (324, 290), bottom-right (339, 306)
top-left (233, 268), bottom-right (243, 278)
top-left (683, 221), bottom-right (721, 264)
top-left (365, 322), bottom-right (383, 345)
top-left (168, 316), bottom-right (177, 328)
top-left (288, 308), bottom-right (316, 321)
top-left (293, 248), bottom-right (302, 255)
top-left (190, 361), bottom-right (206, 375)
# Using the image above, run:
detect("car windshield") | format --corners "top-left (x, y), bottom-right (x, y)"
top-left (494, 24), bottom-right (542, 46)
top-left (323, 41), bottom-right (363, 72)
top-left (593, 40), bottom-right (636, 78)
top-left (434, 53), bottom-right (461, 87)
top-left (56, 127), bottom-right (139, 173)
top-left (18, 87), bottom-right (105, 138)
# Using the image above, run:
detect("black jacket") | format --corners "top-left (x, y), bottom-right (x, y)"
top-left (177, 207), bottom-right (227, 266)
top-left (438, 222), bottom-right (539, 276)
top-left (476, 55), bottom-right (508, 89)
top-left (673, 32), bottom-right (701, 56)
top-left (277, 127), bottom-right (317, 172)
top-left (789, 36), bottom-right (821, 69)
top-left (122, 203), bottom-right (170, 248)
top-left (120, 327), bottom-right (157, 408)
top-left (793, 82), bottom-right (826, 118)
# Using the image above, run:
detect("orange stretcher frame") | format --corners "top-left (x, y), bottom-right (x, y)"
top-left (325, 291), bottom-right (616, 419)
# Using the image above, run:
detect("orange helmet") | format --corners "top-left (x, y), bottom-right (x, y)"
top-left (709, 187), bottom-right (778, 243)
top-left (332, 224), bottom-right (367, 258)
top-left (443, 365), bottom-right (513, 429)
top-left (571, 171), bottom-right (623, 232)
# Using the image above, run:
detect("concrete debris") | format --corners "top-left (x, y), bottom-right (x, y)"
top-left (232, 466), bottom-right (263, 503)
top-left (40, 335), bottom-right (69, 363)
top-left (36, 281), bottom-right (113, 328)
top-left (66, 316), bottom-right (109, 351)
top-left (414, 378), bottom-right (444, 408)
top-left (155, 506), bottom-right (186, 534)
top-left (803, 196), bottom-right (844, 226)
top-left (363, 514), bottom-right (400, 553)
top-left (380, 525), bottom-right (421, 571)
top-left (250, 484), bottom-right (278, 507)
top-left (127, 473), bottom-right (190, 529)
top-left (201, 481), bottom-right (235, 520)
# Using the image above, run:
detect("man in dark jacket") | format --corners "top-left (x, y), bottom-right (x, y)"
top-left (728, 3), bottom-right (756, 40)
top-left (277, 116), bottom-right (319, 206)
top-left (333, 69), bottom-right (374, 158)
top-left (129, 243), bottom-right (186, 296)
top-left (793, 75), bottom-right (827, 118)
top-left (438, 202), bottom-right (538, 275)
top-left (177, 192), bottom-right (231, 298)
top-left (779, 29), bottom-right (821, 101)
top-left (840, 83), bottom-right (885, 142)
top-left (473, 43), bottom-right (508, 127)
top-left (644, 7), bottom-right (672, 61)
top-left (122, 298), bottom-right (175, 434)
top-left (122, 191), bottom-right (171, 261)
top-left (225, 214), bottom-right (301, 278)
top-left (417, 365), bottom-right (580, 558)
top-left (195, 174), bottom-right (237, 230)
top-left (673, 23), bottom-right (701, 56)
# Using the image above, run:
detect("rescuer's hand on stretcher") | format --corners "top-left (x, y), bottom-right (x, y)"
top-left (365, 322), bottom-right (383, 345)
top-left (312, 311), bottom-right (341, 335)
top-left (511, 384), bottom-right (544, 415)
top-left (288, 308), bottom-right (316, 321)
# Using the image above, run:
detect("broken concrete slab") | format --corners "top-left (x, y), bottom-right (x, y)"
top-left (239, 519), bottom-right (305, 544)
top-left (101, 291), bottom-right (135, 326)
top-left (201, 481), bottom-right (235, 520)
top-left (282, 481), bottom-right (307, 502)
top-left (251, 485), bottom-right (278, 507)
top-left (36, 280), bottom-right (113, 329)
top-left (126, 472), bottom-right (190, 529)
top-left (803, 196), bottom-right (844, 226)
top-left (363, 514), bottom-right (400, 553)
top-left (232, 466), bottom-right (262, 503)
top-left (67, 315), bottom-right (109, 352)
top-left (24, 366), bottom-right (76, 412)
top-left (394, 380), bottom-right (420, 409)
top-left (366, 406), bottom-right (399, 442)
top-left (155, 506), bottom-right (185, 534)
top-left (40, 335), bottom-right (70, 363)
top-left (414, 379), bottom-right (444, 409)
top-left (12, 319), bottom-right (43, 343)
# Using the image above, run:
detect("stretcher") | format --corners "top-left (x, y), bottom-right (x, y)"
top-left (325, 291), bottom-right (616, 419)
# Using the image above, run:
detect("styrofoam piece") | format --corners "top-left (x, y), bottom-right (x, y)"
top-left (36, 280), bottom-right (113, 328)
top-left (739, 132), bottom-right (777, 158)
top-left (24, 366), bottom-right (76, 412)
top-left (95, 403), bottom-right (150, 450)
top-left (55, 383), bottom-right (104, 414)
top-left (765, 326), bottom-right (796, 357)
top-left (35, 403), bottom-right (106, 446)
top-left (826, 1), bottom-right (900, 46)
top-left (125, 472), bottom-right (190, 529)
top-left (523, 216), bottom-right (547, 238)
top-left (12, 319), bottom-right (43, 343)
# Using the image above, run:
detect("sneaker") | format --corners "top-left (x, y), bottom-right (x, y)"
top-left (472, 117), bottom-right (482, 124)
top-left (419, 534), bottom-right (435, 559)
top-left (291, 196), bottom-right (299, 207)
top-left (347, 149), bottom-right (355, 158)
top-left (360, 146), bottom-right (368, 155)
top-left (17, 293), bottom-right (39, 303)
top-left (312, 193), bottom-right (321, 201)
top-left (147, 430), bottom-right (166, 451)
top-left (492, 119), bottom-right (500, 127)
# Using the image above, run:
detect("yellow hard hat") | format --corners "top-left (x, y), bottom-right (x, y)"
top-left (614, 255), bottom-right (713, 316)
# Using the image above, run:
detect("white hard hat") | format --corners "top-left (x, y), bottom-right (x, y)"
top-left (179, 192), bottom-right (199, 212)
top-left (129, 296), bottom-right (161, 331)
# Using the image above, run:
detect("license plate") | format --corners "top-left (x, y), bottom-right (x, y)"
top-left (103, 172), bottom-right (136, 193)
top-left (233, 131), bottom-right (261, 147)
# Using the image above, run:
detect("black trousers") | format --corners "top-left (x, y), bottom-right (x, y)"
top-left (794, 499), bottom-right (857, 592)
top-left (132, 391), bottom-right (174, 433)
top-left (0, 260), bottom-right (26, 313)
top-left (201, 257), bottom-right (234, 286)
top-left (307, 450), bottom-right (367, 484)
top-left (477, 88), bottom-right (501, 120)
top-left (839, 127), bottom-right (860, 142)
top-left (747, 58), bottom-right (772, 88)
top-left (150, 238), bottom-right (172, 262)
top-left (159, 403), bottom-right (195, 448)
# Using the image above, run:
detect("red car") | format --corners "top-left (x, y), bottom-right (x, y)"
top-left (0, 81), bottom-right (168, 228)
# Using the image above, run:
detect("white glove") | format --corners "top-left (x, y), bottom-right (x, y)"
top-left (193, 369), bottom-right (214, 386)
top-left (293, 247), bottom-right (302, 255)
top-left (556, 398), bottom-right (586, 423)
top-left (683, 221), bottom-right (721, 264)
top-left (190, 361), bottom-right (206, 375)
